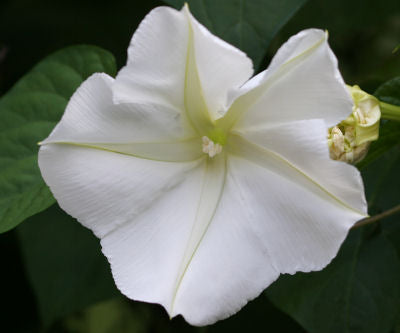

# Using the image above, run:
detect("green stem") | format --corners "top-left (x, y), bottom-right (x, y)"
top-left (352, 204), bottom-right (400, 229)
top-left (380, 101), bottom-right (400, 122)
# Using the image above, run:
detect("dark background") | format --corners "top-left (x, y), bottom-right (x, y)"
top-left (1, 0), bottom-right (399, 96)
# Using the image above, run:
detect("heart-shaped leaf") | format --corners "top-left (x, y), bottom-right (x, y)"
top-left (0, 45), bottom-right (116, 233)
top-left (266, 228), bottom-right (400, 333)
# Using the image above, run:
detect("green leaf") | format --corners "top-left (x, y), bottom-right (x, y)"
top-left (375, 77), bottom-right (400, 106)
top-left (361, 123), bottom-right (400, 211)
top-left (50, 290), bottom-right (305, 333)
top-left (364, 77), bottom-right (400, 330)
top-left (362, 136), bottom-right (400, 332)
top-left (267, 229), bottom-right (400, 333)
top-left (357, 120), bottom-right (400, 170)
top-left (56, 297), bottom-right (152, 333)
top-left (0, 45), bottom-right (116, 233)
top-left (17, 204), bottom-right (118, 328)
top-left (163, 0), bottom-right (307, 69)
top-left (209, 295), bottom-right (306, 333)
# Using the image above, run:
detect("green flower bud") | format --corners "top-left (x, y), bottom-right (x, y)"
top-left (328, 85), bottom-right (380, 164)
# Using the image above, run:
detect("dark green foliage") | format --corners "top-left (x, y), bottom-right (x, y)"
top-left (357, 120), bottom-right (400, 170)
top-left (17, 204), bottom-right (119, 327)
top-left (267, 229), bottom-right (400, 333)
top-left (375, 77), bottom-right (400, 106)
top-left (0, 45), bottom-right (116, 233)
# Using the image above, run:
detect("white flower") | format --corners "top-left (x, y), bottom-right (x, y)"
top-left (38, 5), bottom-right (367, 326)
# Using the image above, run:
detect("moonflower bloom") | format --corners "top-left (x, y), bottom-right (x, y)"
top-left (38, 5), bottom-right (368, 326)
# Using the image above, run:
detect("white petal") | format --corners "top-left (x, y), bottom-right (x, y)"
top-left (230, 119), bottom-right (367, 214)
top-left (113, 7), bottom-right (188, 111)
top-left (38, 144), bottom-right (203, 238)
top-left (173, 152), bottom-right (364, 325)
top-left (100, 159), bottom-right (206, 314)
top-left (42, 73), bottom-right (194, 144)
top-left (219, 29), bottom-right (353, 131)
top-left (41, 139), bottom-right (203, 162)
top-left (41, 73), bottom-right (200, 162)
top-left (183, 13), bottom-right (214, 135)
top-left (98, 154), bottom-right (227, 323)
top-left (170, 153), bottom-right (227, 315)
top-left (183, 6), bottom-right (253, 120)
top-left (222, 154), bottom-right (364, 275)
top-left (171, 124), bottom-right (367, 325)
top-left (113, 6), bottom-right (253, 122)
top-left (172, 157), bottom-right (280, 325)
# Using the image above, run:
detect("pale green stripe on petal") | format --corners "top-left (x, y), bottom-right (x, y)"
top-left (216, 32), bottom-right (326, 132)
top-left (171, 152), bottom-right (227, 314)
top-left (227, 134), bottom-right (367, 217)
top-left (183, 5), bottom-right (214, 135)
top-left (40, 137), bottom-right (203, 163)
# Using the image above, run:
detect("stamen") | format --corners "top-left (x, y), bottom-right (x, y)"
top-left (202, 136), bottom-right (222, 158)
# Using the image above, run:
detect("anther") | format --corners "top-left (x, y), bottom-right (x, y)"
top-left (202, 136), bottom-right (222, 158)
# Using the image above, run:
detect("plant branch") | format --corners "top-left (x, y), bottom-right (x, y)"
top-left (380, 101), bottom-right (400, 122)
top-left (352, 204), bottom-right (400, 229)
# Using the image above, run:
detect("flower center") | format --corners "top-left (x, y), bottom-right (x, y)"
top-left (202, 136), bottom-right (222, 158)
